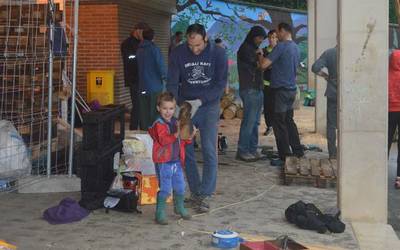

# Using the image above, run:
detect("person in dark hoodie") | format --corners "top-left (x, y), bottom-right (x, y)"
top-left (388, 50), bottom-right (400, 189)
top-left (137, 28), bottom-right (167, 129)
top-left (121, 22), bottom-right (149, 130)
top-left (236, 26), bottom-right (267, 162)
top-left (259, 23), bottom-right (304, 166)
top-left (167, 23), bottom-right (228, 213)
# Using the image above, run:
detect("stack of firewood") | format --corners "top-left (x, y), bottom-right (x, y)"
top-left (220, 91), bottom-right (243, 119)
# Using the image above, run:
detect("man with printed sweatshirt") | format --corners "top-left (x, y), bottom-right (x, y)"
top-left (167, 23), bottom-right (228, 213)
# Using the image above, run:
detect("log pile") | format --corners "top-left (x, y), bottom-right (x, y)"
top-left (220, 91), bottom-right (243, 120)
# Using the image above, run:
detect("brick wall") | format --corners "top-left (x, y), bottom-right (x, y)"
top-left (66, 1), bottom-right (172, 108)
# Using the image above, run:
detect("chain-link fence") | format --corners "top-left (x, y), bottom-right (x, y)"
top-left (0, 0), bottom-right (80, 192)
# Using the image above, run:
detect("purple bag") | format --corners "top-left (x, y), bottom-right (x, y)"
top-left (43, 197), bottom-right (90, 225)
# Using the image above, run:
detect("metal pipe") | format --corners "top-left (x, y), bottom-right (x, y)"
top-left (47, 0), bottom-right (55, 178)
top-left (68, 0), bottom-right (80, 177)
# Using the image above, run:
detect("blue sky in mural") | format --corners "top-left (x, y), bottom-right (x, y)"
top-left (172, 0), bottom-right (309, 87)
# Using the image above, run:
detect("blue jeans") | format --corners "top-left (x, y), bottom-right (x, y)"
top-left (155, 161), bottom-right (185, 199)
top-left (185, 102), bottom-right (220, 197)
top-left (238, 88), bottom-right (263, 155)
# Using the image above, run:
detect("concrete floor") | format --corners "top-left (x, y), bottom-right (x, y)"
top-left (1, 106), bottom-right (397, 249)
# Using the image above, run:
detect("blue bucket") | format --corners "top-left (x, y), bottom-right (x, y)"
top-left (211, 230), bottom-right (239, 249)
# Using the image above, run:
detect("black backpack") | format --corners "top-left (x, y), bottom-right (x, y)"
top-left (285, 200), bottom-right (345, 234)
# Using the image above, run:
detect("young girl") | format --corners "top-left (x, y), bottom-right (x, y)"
top-left (148, 92), bottom-right (194, 225)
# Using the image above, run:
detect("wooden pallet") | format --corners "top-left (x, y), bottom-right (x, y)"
top-left (283, 157), bottom-right (337, 188)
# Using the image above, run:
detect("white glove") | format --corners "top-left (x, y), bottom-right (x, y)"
top-left (186, 99), bottom-right (202, 118)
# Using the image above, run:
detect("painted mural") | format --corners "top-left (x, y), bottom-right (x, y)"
top-left (172, 0), bottom-right (308, 90)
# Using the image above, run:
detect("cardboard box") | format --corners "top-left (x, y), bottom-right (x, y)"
top-left (240, 242), bottom-right (279, 250)
top-left (135, 173), bottom-right (171, 205)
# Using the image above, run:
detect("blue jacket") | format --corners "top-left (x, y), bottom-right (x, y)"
top-left (167, 42), bottom-right (228, 106)
top-left (137, 40), bottom-right (166, 93)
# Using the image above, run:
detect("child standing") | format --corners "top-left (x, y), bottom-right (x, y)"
top-left (148, 92), bottom-right (193, 225)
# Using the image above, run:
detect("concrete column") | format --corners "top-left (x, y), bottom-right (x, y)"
top-left (307, 0), bottom-right (316, 90)
top-left (314, 0), bottom-right (337, 136)
top-left (338, 0), bottom-right (388, 223)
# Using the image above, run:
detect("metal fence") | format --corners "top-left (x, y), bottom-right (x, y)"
top-left (0, 0), bottom-right (80, 192)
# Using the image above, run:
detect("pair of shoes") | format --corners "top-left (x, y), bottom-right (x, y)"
top-left (184, 194), bottom-right (200, 208)
top-left (251, 151), bottom-right (268, 161)
top-left (270, 158), bottom-right (285, 167)
top-left (194, 196), bottom-right (211, 213)
top-left (236, 151), bottom-right (258, 162)
top-left (236, 152), bottom-right (258, 162)
top-left (263, 127), bottom-right (272, 136)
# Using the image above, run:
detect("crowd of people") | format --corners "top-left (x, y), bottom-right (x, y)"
top-left (121, 22), bottom-right (341, 225)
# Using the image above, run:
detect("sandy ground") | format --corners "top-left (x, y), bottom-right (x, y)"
top-left (0, 107), bottom-right (364, 250)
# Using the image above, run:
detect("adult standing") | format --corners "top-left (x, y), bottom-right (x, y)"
top-left (236, 26), bottom-right (267, 162)
top-left (388, 50), bottom-right (400, 189)
top-left (311, 46), bottom-right (337, 159)
top-left (259, 23), bottom-right (304, 166)
top-left (121, 22), bottom-right (149, 130)
top-left (167, 23), bottom-right (228, 212)
top-left (169, 31), bottom-right (183, 55)
top-left (262, 30), bottom-right (278, 136)
top-left (137, 28), bottom-right (167, 129)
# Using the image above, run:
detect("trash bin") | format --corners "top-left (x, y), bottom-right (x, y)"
top-left (87, 70), bottom-right (114, 105)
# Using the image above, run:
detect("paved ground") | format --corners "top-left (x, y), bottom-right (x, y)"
top-left (0, 107), bottom-right (364, 250)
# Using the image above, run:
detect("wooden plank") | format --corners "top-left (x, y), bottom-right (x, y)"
top-left (299, 158), bottom-right (310, 176)
top-left (310, 158), bottom-right (321, 176)
top-left (321, 159), bottom-right (334, 177)
top-left (285, 156), bottom-right (299, 175)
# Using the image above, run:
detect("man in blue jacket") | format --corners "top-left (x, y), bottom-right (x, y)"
top-left (259, 23), bottom-right (304, 166)
top-left (137, 28), bottom-right (167, 129)
top-left (121, 22), bottom-right (149, 130)
top-left (167, 23), bottom-right (228, 213)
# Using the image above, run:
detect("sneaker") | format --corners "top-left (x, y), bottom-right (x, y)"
top-left (263, 127), bottom-right (272, 136)
top-left (184, 194), bottom-right (201, 208)
top-left (270, 158), bottom-right (285, 167)
top-left (195, 196), bottom-right (211, 213)
top-left (251, 151), bottom-right (268, 160)
top-left (235, 152), bottom-right (258, 162)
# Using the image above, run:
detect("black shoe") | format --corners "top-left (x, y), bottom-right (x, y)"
top-left (270, 158), bottom-right (285, 167)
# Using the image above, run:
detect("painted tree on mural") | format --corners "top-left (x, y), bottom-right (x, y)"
top-left (175, 0), bottom-right (307, 44)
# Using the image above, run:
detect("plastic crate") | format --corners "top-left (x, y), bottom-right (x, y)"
top-left (82, 104), bottom-right (125, 152)
top-left (78, 142), bottom-right (122, 166)
top-left (78, 142), bottom-right (122, 194)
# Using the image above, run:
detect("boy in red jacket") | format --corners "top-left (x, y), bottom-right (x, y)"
top-left (148, 92), bottom-right (194, 224)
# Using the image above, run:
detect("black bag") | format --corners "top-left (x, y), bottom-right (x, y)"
top-left (104, 190), bottom-right (141, 214)
top-left (285, 200), bottom-right (345, 234)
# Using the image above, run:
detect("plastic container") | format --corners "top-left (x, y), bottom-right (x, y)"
top-left (212, 230), bottom-right (240, 249)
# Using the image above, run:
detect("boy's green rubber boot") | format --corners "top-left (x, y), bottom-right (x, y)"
top-left (174, 194), bottom-right (191, 220)
top-left (155, 194), bottom-right (168, 225)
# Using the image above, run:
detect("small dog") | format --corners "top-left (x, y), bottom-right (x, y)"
top-left (178, 102), bottom-right (194, 140)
